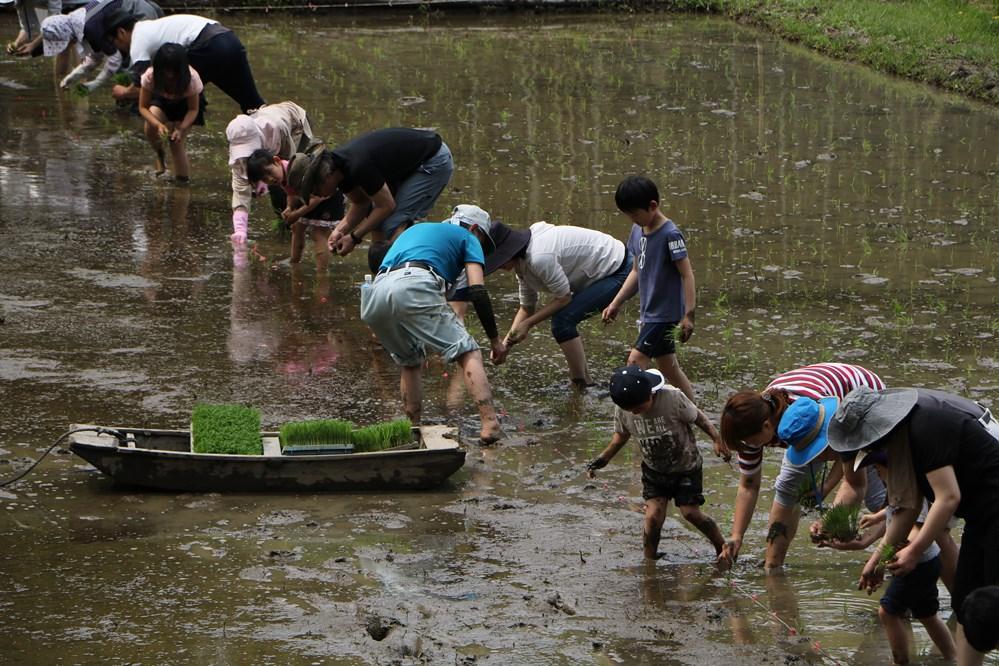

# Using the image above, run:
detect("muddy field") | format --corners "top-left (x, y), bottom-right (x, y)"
top-left (1, 10), bottom-right (997, 665)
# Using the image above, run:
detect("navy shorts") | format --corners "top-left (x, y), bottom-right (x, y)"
top-left (634, 321), bottom-right (679, 359)
top-left (641, 463), bottom-right (704, 505)
top-left (880, 556), bottom-right (941, 619)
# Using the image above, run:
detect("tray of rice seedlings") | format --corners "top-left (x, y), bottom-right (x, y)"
top-left (279, 418), bottom-right (355, 456)
top-left (351, 418), bottom-right (415, 453)
top-left (191, 403), bottom-right (262, 455)
top-left (819, 504), bottom-right (861, 543)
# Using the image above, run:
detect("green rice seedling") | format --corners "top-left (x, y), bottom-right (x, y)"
top-left (820, 504), bottom-right (861, 543)
top-left (111, 72), bottom-right (133, 86)
top-left (72, 83), bottom-right (90, 98)
top-left (797, 479), bottom-right (820, 512)
top-left (879, 542), bottom-right (897, 565)
top-left (351, 418), bottom-right (413, 453)
top-left (279, 419), bottom-right (354, 451)
top-left (191, 404), bottom-right (262, 455)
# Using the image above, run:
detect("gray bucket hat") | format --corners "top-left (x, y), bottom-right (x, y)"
top-left (827, 386), bottom-right (918, 453)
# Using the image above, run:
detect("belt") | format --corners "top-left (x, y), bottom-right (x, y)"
top-left (382, 260), bottom-right (434, 274)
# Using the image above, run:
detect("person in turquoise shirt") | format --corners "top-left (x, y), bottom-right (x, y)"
top-left (360, 206), bottom-right (507, 444)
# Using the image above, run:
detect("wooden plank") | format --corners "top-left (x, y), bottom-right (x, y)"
top-left (262, 436), bottom-right (282, 456)
top-left (421, 425), bottom-right (458, 450)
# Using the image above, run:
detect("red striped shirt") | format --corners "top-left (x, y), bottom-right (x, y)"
top-left (737, 363), bottom-right (886, 475)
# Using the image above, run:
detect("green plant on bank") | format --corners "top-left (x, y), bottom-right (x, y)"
top-left (820, 504), bottom-right (861, 542)
top-left (279, 419), bottom-right (354, 450)
top-left (192, 404), bottom-right (262, 455)
top-left (351, 418), bottom-right (413, 452)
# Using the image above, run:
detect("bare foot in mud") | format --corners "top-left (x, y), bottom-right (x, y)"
top-left (153, 149), bottom-right (166, 176)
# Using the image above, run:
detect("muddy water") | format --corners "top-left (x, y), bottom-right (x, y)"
top-left (1, 10), bottom-right (997, 665)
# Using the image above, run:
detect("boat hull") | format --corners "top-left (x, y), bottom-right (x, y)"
top-left (68, 425), bottom-right (466, 492)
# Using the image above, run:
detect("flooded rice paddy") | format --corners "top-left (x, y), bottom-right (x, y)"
top-left (1, 10), bottom-right (998, 665)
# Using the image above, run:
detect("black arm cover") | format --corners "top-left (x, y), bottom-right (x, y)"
top-left (467, 284), bottom-right (499, 340)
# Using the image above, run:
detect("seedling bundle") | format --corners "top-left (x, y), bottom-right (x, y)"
top-left (819, 504), bottom-right (861, 542)
top-left (191, 404), bottom-right (262, 455)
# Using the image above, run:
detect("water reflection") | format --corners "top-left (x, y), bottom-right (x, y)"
top-left (1, 9), bottom-right (997, 665)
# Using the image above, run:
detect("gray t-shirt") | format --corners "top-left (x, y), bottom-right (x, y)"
top-left (614, 385), bottom-right (701, 474)
top-left (626, 219), bottom-right (688, 323)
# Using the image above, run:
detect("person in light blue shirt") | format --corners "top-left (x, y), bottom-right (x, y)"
top-left (360, 206), bottom-right (507, 444)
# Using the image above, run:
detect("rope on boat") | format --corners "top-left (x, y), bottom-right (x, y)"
top-left (0, 427), bottom-right (123, 489)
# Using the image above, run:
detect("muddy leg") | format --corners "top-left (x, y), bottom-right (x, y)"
top-left (679, 505), bottom-right (726, 555)
top-left (558, 337), bottom-right (592, 387)
top-left (643, 497), bottom-right (669, 560)
top-left (764, 500), bottom-right (800, 572)
top-left (455, 350), bottom-right (500, 442)
top-left (399, 365), bottom-right (423, 425)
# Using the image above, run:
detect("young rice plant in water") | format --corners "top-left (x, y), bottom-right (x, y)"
top-left (192, 404), bottom-right (262, 455)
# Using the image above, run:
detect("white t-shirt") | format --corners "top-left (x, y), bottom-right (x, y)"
top-left (515, 222), bottom-right (626, 308)
top-left (129, 15), bottom-right (216, 64)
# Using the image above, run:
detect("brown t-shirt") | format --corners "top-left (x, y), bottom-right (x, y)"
top-left (614, 386), bottom-right (701, 474)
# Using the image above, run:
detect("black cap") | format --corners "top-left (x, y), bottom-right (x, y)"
top-left (483, 221), bottom-right (531, 274)
top-left (609, 365), bottom-right (665, 409)
top-left (103, 8), bottom-right (137, 35)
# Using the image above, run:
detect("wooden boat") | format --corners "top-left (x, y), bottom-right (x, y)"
top-left (68, 424), bottom-right (466, 492)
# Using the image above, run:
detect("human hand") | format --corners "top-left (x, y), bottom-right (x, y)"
top-left (679, 315), bottom-right (695, 343)
top-left (809, 520), bottom-right (825, 543)
top-left (886, 543), bottom-right (919, 577)
top-left (601, 303), bottom-right (619, 323)
top-left (859, 512), bottom-right (885, 531)
top-left (335, 233), bottom-right (356, 256)
top-left (858, 561), bottom-right (884, 595)
top-left (170, 128), bottom-right (183, 143)
top-left (111, 84), bottom-right (130, 100)
top-left (506, 325), bottom-right (527, 345)
top-left (721, 538), bottom-right (742, 564)
top-left (817, 535), bottom-right (867, 551)
top-left (713, 437), bottom-right (731, 462)
top-left (327, 229), bottom-right (344, 253)
top-left (715, 547), bottom-right (734, 571)
top-left (5, 42), bottom-right (16, 55)
top-left (585, 457), bottom-right (607, 478)
top-left (490, 340), bottom-right (508, 365)
top-left (15, 42), bottom-right (36, 57)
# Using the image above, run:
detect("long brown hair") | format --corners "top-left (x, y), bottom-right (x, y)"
top-left (720, 388), bottom-right (792, 452)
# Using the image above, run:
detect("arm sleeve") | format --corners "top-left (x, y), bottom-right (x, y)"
top-left (667, 229), bottom-right (688, 262)
top-left (675, 391), bottom-right (699, 423)
top-left (231, 160), bottom-right (253, 211)
top-left (466, 284), bottom-right (498, 340)
top-left (738, 447), bottom-right (763, 476)
top-left (613, 407), bottom-right (628, 436)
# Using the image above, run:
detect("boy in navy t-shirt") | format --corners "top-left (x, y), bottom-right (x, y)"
top-left (602, 176), bottom-right (697, 400)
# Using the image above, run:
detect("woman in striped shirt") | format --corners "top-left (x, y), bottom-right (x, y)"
top-left (718, 363), bottom-right (886, 571)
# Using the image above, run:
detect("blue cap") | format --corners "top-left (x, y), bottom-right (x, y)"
top-left (780, 396), bottom-right (839, 466)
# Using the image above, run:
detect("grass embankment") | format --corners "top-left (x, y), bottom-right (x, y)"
top-left (679, 0), bottom-right (999, 104)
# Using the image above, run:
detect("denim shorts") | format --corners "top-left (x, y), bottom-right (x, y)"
top-left (360, 266), bottom-right (479, 367)
top-left (880, 556), bottom-right (942, 619)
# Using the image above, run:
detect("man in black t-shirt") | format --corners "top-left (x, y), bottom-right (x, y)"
top-left (829, 386), bottom-right (999, 664)
top-left (293, 127), bottom-right (454, 257)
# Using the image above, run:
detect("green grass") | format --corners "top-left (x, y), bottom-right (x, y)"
top-left (710, 0), bottom-right (999, 104)
top-left (820, 504), bottom-right (861, 542)
top-left (351, 418), bottom-right (414, 453)
top-left (279, 419), bottom-right (354, 450)
top-left (191, 404), bottom-right (262, 455)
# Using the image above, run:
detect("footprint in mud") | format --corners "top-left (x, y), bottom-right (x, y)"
top-left (258, 509), bottom-right (309, 526)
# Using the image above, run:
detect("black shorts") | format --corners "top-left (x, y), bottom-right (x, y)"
top-left (634, 321), bottom-right (679, 359)
top-left (880, 555), bottom-right (942, 619)
top-left (151, 92), bottom-right (207, 126)
top-left (641, 462), bottom-right (704, 505)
